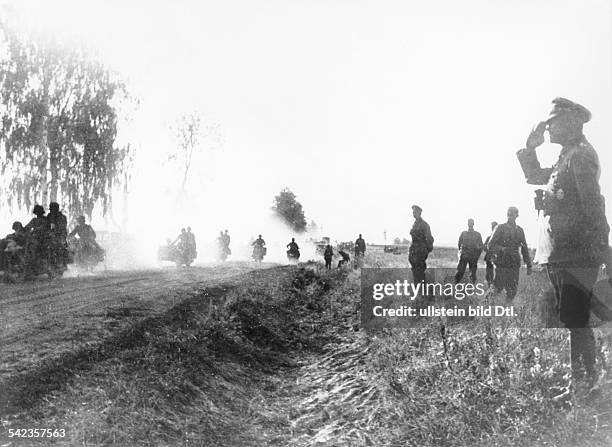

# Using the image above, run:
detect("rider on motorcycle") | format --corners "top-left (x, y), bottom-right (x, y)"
top-left (286, 238), bottom-right (300, 260)
top-left (47, 202), bottom-right (70, 274)
top-left (252, 234), bottom-right (266, 261)
top-left (69, 216), bottom-right (104, 265)
top-left (24, 205), bottom-right (50, 279)
top-left (0, 221), bottom-right (26, 274)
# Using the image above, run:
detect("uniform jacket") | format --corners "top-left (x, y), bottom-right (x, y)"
top-left (410, 217), bottom-right (434, 253)
top-left (517, 135), bottom-right (609, 265)
top-left (487, 221), bottom-right (531, 268)
top-left (458, 229), bottom-right (484, 258)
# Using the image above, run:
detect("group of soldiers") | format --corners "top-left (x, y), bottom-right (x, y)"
top-left (321, 234), bottom-right (365, 270)
top-left (407, 98), bottom-right (610, 387)
top-left (216, 229), bottom-right (231, 260)
top-left (448, 208), bottom-right (531, 301)
top-left (174, 227), bottom-right (198, 261)
top-left (0, 202), bottom-right (102, 280)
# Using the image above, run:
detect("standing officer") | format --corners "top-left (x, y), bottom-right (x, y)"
top-left (409, 205), bottom-right (434, 285)
top-left (354, 234), bottom-right (366, 256)
top-left (455, 218), bottom-right (484, 283)
top-left (483, 221), bottom-right (498, 286)
top-left (517, 98), bottom-right (610, 383)
top-left (487, 207), bottom-right (532, 300)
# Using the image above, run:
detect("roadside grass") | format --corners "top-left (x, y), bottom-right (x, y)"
top-left (1, 266), bottom-right (346, 446)
top-left (284, 251), bottom-right (612, 446)
top-left (1, 252), bottom-right (611, 446)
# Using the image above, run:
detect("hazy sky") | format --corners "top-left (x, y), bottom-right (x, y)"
top-left (3, 0), bottom-right (612, 247)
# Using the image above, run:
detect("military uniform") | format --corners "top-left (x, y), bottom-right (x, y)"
top-left (409, 214), bottom-right (434, 284)
top-left (355, 237), bottom-right (366, 257)
top-left (47, 210), bottom-right (69, 272)
top-left (24, 214), bottom-right (50, 278)
top-left (323, 245), bottom-right (333, 270)
top-left (186, 230), bottom-right (197, 259)
top-left (69, 222), bottom-right (104, 262)
top-left (487, 221), bottom-right (531, 300)
top-left (338, 249), bottom-right (350, 268)
top-left (516, 98), bottom-right (609, 379)
top-left (455, 229), bottom-right (484, 283)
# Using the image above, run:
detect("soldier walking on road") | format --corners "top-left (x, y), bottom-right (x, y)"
top-left (487, 207), bottom-right (532, 300)
top-left (323, 244), bottom-right (334, 270)
top-left (355, 234), bottom-right (366, 256)
top-left (409, 205), bottom-right (434, 285)
top-left (483, 221), bottom-right (498, 286)
top-left (455, 218), bottom-right (484, 283)
top-left (517, 98), bottom-right (610, 384)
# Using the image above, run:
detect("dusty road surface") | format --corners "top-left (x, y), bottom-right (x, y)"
top-left (0, 262), bottom-right (271, 383)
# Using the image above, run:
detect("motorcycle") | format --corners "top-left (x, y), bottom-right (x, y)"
top-left (286, 248), bottom-right (300, 263)
top-left (217, 240), bottom-right (231, 262)
top-left (158, 241), bottom-right (195, 267)
top-left (68, 236), bottom-right (105, 271)
top-left (252, 244), bottom-right (266, 262)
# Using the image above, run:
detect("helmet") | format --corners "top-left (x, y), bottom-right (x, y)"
top-left (12, 221), bottom-right (23, 231)
top-left (49, 202), bottom-right (60, 212)
top-left (32, 204), bottom-right (44, 216)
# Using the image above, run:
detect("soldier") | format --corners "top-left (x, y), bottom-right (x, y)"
top-left (186, 226), bottom-right (197, 259)
top-left (337, 249), bottom-right (351, 269)
top-left (409, 205), bottom-right (434, 285)
top-left (355, 234), bottom-right (366, 257)
top-left (69, 216), bottom-right (104, 263)
top-left (487, 207), bottom-right (532, 300)
top-left (252, 234), bottom-right (265, 247)
top-left (24, 205), bottom-right (50, 279)
top-left (287, 238), bottom-right (300, 260)
top-left (174, 228), bottom-right (188, 252)
top-left (455, 218), bottom-right (484, 283)
top-left (483, 221), bottom-right (498, 286)
top-left (0, 222), bottom-right (26, 273)
top-left (323, 244), bottom-right (334, 270)
top-left (47, 202), bottom-right (69, 273)
top-left (517, 98), bottom-right (610, 384)
top-left (251, 234), bottom-right (266, 262)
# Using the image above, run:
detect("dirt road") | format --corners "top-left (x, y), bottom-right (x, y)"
top-left (0, 262), bottom-right (270, 383)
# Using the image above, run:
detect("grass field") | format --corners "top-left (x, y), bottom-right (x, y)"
top-left (1, 249), bottom-right (611, 446)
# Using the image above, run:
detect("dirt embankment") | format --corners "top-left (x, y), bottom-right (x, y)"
top-left (0, 264), bottom-right (353, 446)
top-left (1, 260), bottom-right (612, 447)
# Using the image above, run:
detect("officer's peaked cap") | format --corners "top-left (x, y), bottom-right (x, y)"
top-left (547, 97), bottom-right (591, 124)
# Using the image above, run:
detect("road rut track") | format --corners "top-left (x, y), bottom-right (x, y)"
top-left (0, 263), bottom-right (279, 395)
top-left (0, 264), bottom-right (340, 422)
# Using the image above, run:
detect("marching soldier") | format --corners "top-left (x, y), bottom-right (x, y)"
top-left (517, 97), bottom-right (610, 384)
top-left (455, 218), bottom-right (484, 283)
top-left (323, 244), bottom-right (334, 270)
top-left (354, 234), bottom-right (366, 256)
top-left (487, 207), bottom-right (532, 300)
top-left (409, 205), bottom-right (434, 285)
